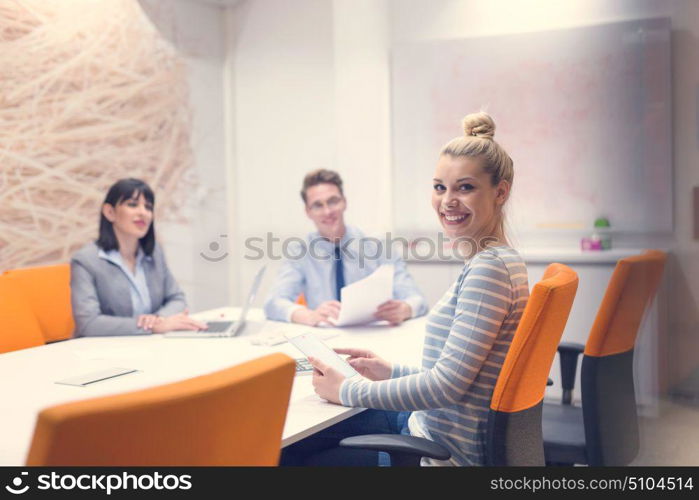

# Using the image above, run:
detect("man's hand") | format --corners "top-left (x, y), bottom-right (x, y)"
top-left (374, 300), bottom-right (412, 325)
top-left (315, 300), bottom-right (341, 320)
top-left (291, 301), bottom-right (341, 326)
top-left (291, 308), bottom-right (326, 326)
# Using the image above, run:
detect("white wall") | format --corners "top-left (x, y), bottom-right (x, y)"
top-left (228, 0), bottom-right (335, 302)
top-left (228, 0), bottom-right (395, 303)
top-left (139, 0), bottom-right (230, 311)
top-left (332, 0), bottom-right (393, 236)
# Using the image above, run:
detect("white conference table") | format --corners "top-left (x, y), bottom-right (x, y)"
top-left (0, 308), bottom-right (426, 465)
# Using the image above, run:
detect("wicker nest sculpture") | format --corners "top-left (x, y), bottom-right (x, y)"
top-left (0, 0), bottom-right (194, 270)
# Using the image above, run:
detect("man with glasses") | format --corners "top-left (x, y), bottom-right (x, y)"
top-left (264, 169), bottom-right (427, 326)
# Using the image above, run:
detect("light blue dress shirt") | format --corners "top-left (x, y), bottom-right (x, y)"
top-left (98, 248), bottom-right (153, 316)
top-left (263, 225), bottom-right (428, 322)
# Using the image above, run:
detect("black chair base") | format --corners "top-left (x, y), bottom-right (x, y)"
top-left (340, 434), bottom-right (451, 466)
top-left (542, 402), bottom-right (587, 465)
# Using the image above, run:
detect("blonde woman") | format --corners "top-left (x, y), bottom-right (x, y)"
top-left (284, 112), bottom-right (529, 466)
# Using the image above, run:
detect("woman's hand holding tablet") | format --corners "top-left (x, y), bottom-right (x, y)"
top-left (286, 333), bottom-right (358, 379)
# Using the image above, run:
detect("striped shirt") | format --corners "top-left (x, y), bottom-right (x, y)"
top-left (339, 246), bottom-right (529, 466)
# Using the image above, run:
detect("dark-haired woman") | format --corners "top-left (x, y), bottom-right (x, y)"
top-left (71, 178), bottom-right (206, 337)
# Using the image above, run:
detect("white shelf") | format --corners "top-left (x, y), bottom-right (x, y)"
top-left (403, 246), bottom-right (655, 265)
top-left (519, 247), bottom-right (647, 264)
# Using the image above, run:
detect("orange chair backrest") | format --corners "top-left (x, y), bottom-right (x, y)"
top-left (490, 263), bottom-right (579, 413)
top-left (584, 250), bottom-right (666, 358)
top-left (3, 264), bottom-right (74, 342)
top-left (0, 278), bottom-right (46, 354)
top-left (26, 353), bottom-right (296, 466)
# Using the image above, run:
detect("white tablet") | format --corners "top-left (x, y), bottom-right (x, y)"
top-left (286, 333), bottom-right (358, 379)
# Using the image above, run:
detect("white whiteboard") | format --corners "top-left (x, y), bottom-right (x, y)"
top-left (391, 18), bottom-right (672, 235)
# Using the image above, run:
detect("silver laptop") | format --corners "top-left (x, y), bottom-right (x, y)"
top-left (164, 266), bottom-right (266, 338)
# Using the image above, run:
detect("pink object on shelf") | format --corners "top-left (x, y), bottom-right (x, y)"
top-left (581, 237), bottom-right (603, 251)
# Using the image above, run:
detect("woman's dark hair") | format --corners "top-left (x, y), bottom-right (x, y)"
top-left (97, 178), bottom-right (156, 255)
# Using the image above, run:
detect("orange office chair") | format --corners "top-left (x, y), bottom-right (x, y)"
top-left (2, 264), bottom-right (74, 343)
top-left (340, 264), bottom-right (579, 466)
top-left (543, 250), bottom-right (666, 466)
top-left (486, 263), bottom-right (579, 465)
top-left (0, 277), bottom-right (46, 354)
top-left (26, 353), bottom-right (296, 466)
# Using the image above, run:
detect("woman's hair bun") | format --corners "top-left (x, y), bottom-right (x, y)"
top-left (462, 112), bottom-right (495, 139)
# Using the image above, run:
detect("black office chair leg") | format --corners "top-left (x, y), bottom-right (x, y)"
top-left (386, 452), bottom-right (421, 467)
top-left (558, 342), bottom-right (584, 405)
top-left (339, 434), bottom-right (450, 466)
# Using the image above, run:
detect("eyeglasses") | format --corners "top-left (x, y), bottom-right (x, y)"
top-left (307, 196), bottom-right (344, 214)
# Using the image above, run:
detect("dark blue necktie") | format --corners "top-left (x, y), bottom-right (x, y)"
top-left (334, 245), bottom-right (345, 301)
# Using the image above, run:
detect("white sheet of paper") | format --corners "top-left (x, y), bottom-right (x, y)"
top-left (334, 264), bottom-right (394, 326)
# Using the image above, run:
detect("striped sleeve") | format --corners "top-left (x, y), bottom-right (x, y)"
top-left (390, 363), bottom-right (421, 378)
top-left (340, 252), bottom-right (514, 410)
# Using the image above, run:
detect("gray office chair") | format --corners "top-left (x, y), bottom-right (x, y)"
top-left (543, 250), bottom-right (666, 466)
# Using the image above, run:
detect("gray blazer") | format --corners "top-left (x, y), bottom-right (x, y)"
top-left (71, 242), bottom-right (187, 337)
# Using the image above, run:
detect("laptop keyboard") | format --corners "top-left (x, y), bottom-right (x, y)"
top-left (295, 358), bottom-right (314, 374)
top-left (202, 321), bottom-right (235, 333)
